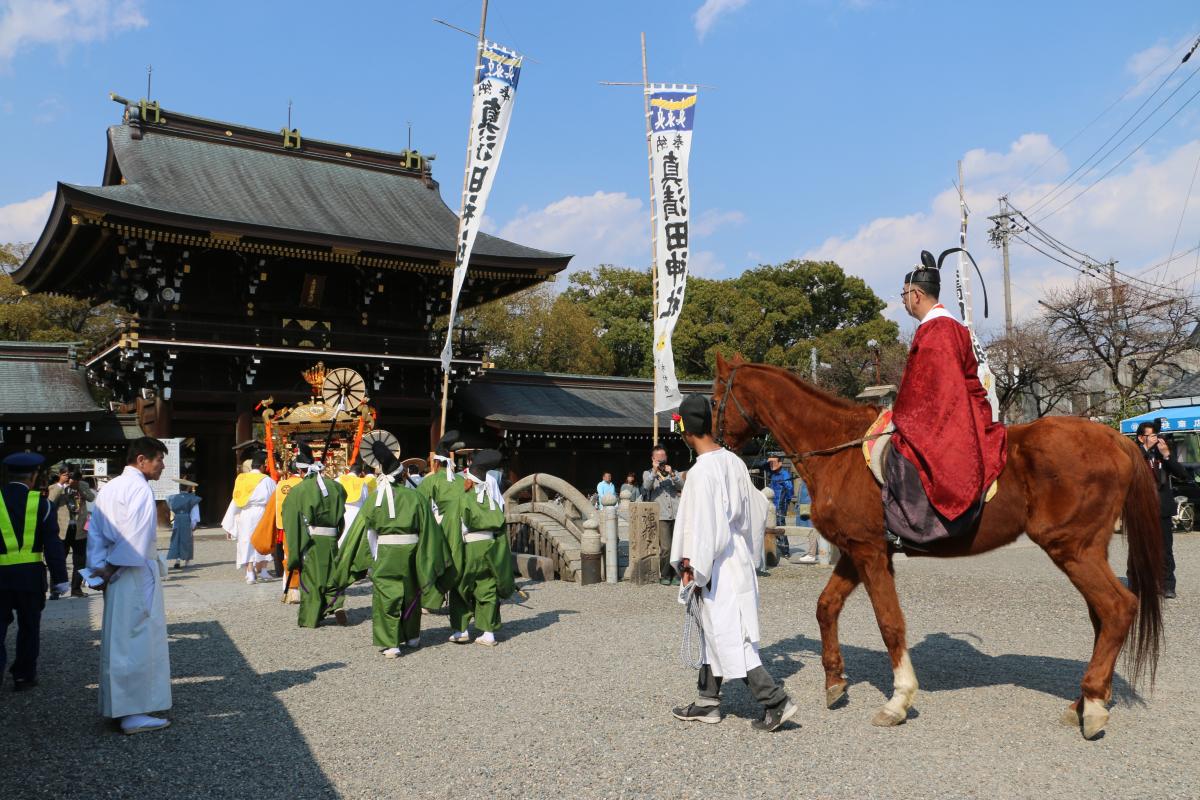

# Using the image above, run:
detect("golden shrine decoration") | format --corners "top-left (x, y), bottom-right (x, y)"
top-left (259, 364), bottom-right (376, 479)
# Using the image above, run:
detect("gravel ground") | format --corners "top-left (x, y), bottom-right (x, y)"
top-left (3, 530), bottom-right (1198, 800)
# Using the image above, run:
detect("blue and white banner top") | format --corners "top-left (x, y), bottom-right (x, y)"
top-left (441, 40), bottom-right (524, 372)
top-left (647, 84), bottom-right (697, 414)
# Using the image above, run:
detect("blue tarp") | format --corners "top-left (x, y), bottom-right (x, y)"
top-left (1119, 406), bottom-right (1200, 435)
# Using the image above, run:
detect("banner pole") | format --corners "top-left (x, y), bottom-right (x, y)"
top-left (642, 31), bottom-right (660, 446)
top-left (437, 0), bottom-right (489, 446)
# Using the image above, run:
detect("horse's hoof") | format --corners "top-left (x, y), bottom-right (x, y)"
top-left (1058, 699), bottom-right (1081, 727)
top-left (825, 682), bottom-right (847, 708)
top-left (1081, 699), bottom-right (1109, 740)
top-left (870, 706), bottom-right (906, 727)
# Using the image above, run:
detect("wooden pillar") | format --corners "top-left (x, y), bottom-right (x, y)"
top-left (153, 397), bottom-right (173, 439)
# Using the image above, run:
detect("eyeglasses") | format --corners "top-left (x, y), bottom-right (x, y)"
top-left (899, 289), bottom-right (918, 300)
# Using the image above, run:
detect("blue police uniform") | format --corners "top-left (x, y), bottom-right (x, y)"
top-left (1, 453), bottom-right (67, 688)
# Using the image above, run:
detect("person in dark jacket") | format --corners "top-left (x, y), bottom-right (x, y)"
top-left (0, 452), bottom-right (68, 690)
top-left (1133, 421), bottom-right (1190, 599)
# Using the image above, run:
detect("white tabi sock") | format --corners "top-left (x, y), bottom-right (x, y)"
top-left (477, 631), bottom-right (495, 644)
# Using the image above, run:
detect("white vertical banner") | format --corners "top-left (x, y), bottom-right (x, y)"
top-left (954, 189), bottom-right (1000, 421)
top-left (440, 40), bottom-right (524, 372)
top-left (647, 85), bottom-right (696, 413)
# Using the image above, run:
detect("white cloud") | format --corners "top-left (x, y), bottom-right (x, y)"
top-left (33, 95), bottom-right (64, 124)
top-left (802, 134), bottom-right (1200, 334)
top-left (0, 189), bottom-right (53, 244)
top-left (497, 190), bottom-right (647, 273)
top-left (693, 0), bottom-right (749, 41)
top-left (692, 208), bottom-right (745, 237)
top-left (0, 0), bottom-right (147, 65)
top-left (689, 250), bottom-right (727, 278)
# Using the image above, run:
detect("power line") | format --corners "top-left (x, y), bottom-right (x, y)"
top-left (1037, 77), bottom-right (1200, 222)
top-left (1010, 36), bottom-right (1192, 197)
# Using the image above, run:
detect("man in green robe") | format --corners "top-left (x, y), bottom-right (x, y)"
top-left (416, 429), bottom-right (468, 522)
top-left (441, 449), bottom-right (515, 647)
top-left (282, 442), bottom-right (347, 629)
top-left (334, 440), bottom-right (453, 657)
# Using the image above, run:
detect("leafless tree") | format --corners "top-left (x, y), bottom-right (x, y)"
top-left (1038, 277), bottom-right (1200, 413)
top-left (985, 319), bottom-right (1093, 421)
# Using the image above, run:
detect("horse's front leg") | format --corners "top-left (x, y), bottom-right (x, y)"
top-left (857, 548), bottom-right (918, 726)
top-left (816, 555), bottom-right (860, 708)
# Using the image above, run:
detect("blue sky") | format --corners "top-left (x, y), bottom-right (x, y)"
top-left (2, 0), bottom-right (1199, 334)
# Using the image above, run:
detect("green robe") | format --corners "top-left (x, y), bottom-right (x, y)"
top-left (333, 480), bottom-right (453, 648)
top-left (416, 469), bottom-right (467, 517)
top-left (440, 485), bottom-right (513, 633)
top-left (282, 475), bottom-right (347, 628)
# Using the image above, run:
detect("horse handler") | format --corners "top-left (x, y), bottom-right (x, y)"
top-left (669, 394), bottom-right (798, 732)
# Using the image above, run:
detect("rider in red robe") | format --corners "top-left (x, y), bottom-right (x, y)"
top-left (884, 250), bottom-right (1007, 545)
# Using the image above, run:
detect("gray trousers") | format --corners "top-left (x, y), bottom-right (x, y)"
top-left (695, 663), bottom-right (788, 711)
top-left (658, 519), bottom-right (676, 579)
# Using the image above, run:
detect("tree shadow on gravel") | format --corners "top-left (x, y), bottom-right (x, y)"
top-left (2, 618), bottom-right (343, 800)
top-left (760, 631), bottom-right (1142, 706)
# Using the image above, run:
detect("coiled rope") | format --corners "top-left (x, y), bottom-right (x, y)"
top-left (680, 586), bottom-right (705, 670)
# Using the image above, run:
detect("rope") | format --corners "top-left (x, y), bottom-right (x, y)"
top-left (788, 432), bottom-right (885, 461)
top-left (680, 585), bottom-right (704, 670)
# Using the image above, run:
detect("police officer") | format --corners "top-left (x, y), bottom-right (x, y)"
top-left (0, 452), bottom-right (68, 690)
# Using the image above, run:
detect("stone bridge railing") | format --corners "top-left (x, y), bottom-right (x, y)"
top-left (503, 473), bottom-right (600, 583)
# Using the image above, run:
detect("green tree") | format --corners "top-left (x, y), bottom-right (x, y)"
top-left (0, 241), bottom-right (126, 350)
top-left (463, 283), bottom-right (614, 374)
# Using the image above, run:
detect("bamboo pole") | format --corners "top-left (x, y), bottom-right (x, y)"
top-left (642, 32), bottom-right (660, 446)
top-left (437, 0), bottom-right (489, 447)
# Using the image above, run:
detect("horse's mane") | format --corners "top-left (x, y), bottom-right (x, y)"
top-left (744, 361), bottom-right (879, 417)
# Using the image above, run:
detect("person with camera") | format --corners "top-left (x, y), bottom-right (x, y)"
top-left (643, 445), bottom-right (682, 586)
top-left (1133, 421), bottom-right (1188, 599)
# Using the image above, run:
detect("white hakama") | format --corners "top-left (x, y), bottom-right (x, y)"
top-left (99, 562), bottom-right (171, 717)
top-left (220, 472), bottom-right (276, 568)
top-left (88, 465), bottom-right (173, 719)
top-left (670, 448), bottom-right (770, 680)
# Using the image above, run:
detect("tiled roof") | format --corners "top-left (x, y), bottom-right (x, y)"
top-left (0, 342), bottom-right (105, 419)
top-left (458, 371), bottom-right (711, 432)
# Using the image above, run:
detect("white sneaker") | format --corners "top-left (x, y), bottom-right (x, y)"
top-left (120, 714), bottom-right (170, 735)
top-left (791, 554), bottom-right (818, 564)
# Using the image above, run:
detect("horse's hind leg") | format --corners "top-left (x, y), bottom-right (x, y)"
top-left (1053, 548), bottom-right (1137, 739)
top-left (856, 548), bottom-right (918, 726)
top-left (816, 556), bottom-right (860, 708)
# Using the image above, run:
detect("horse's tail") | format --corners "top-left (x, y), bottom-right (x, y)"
top-left (1120, 436), bottom-right (1164, 687)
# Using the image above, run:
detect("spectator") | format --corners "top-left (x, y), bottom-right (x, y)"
top-left (166, 478), bottom-right (202, 570)
top-left (596, 472), bottom-right (617, 506)
top-left (790, 477), bottom-right (818, 564)
top-left (1131, 421), bottom-right (1189, 599)
top-left (622, 472), bottom-right (642, 502)
top-left (765, 455), bottom-right (794, 558)
top-left (0, 452), bottom-right (68, 691)
top-left (642, 446), bottom-right (682, 585)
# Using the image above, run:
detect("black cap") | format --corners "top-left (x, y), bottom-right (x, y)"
top-left (904, 249), bottom-right (941, 288)
top-left (435, 429), bottom-right (466, 457)
top-left (250, 449), bottom-right (268, 470)
top-left (678, 394), bottom-right (713, 437)
top-left (295, 441), bottom-right (315, 465)
top-left (467, 449), bottom-right (502, 482)
top-left (371, 439), bottom-right (401, 475)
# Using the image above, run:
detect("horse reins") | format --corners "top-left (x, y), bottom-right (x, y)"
top-left (716, 364), bottom-right (885, 461)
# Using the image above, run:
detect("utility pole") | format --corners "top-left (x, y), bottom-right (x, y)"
top-left (987, 196), bottom-right (1015, 342)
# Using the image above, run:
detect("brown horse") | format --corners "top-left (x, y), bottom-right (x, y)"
top-left (711, 353), bottom-right (1163, 739)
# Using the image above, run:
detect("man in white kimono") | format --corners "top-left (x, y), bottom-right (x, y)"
top-left (221, 450), bottom-right (277, 584)
top-left (670, 394), bottom-right (798, 732)
top-left (86, 437), bottom-right (173, 735)
top-left (336, 460), bottom-right (373, 551)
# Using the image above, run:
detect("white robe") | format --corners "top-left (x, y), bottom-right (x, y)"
top-left (220, 471), bottom-right (277, 568)
top-left (87, 465), bottom-right (172, 718)
top-left (339, 481), bottom-right (370, 550)
top-left (670, 448), bottom-right (770, 680)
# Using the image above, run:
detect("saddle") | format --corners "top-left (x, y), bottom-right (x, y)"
top-left (862, 409), bottom-right (998, 502)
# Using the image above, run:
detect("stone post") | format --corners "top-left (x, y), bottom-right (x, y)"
top-left (618, 485), bottom-right (632, 516)
top-left (601, 493), bottom-right (619, 584)
top-left (580, 517), bottom-right (602, 585)
top-left (628, 501), bottom-right (659, 586)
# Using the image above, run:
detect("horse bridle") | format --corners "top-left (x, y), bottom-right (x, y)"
top-left (714, 365), bottom-right (762, 448)
top-left (715, 363), bottom-right (885, 460)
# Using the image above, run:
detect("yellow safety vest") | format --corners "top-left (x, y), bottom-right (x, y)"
top-left (0, 492), bottom-right (42, 566)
